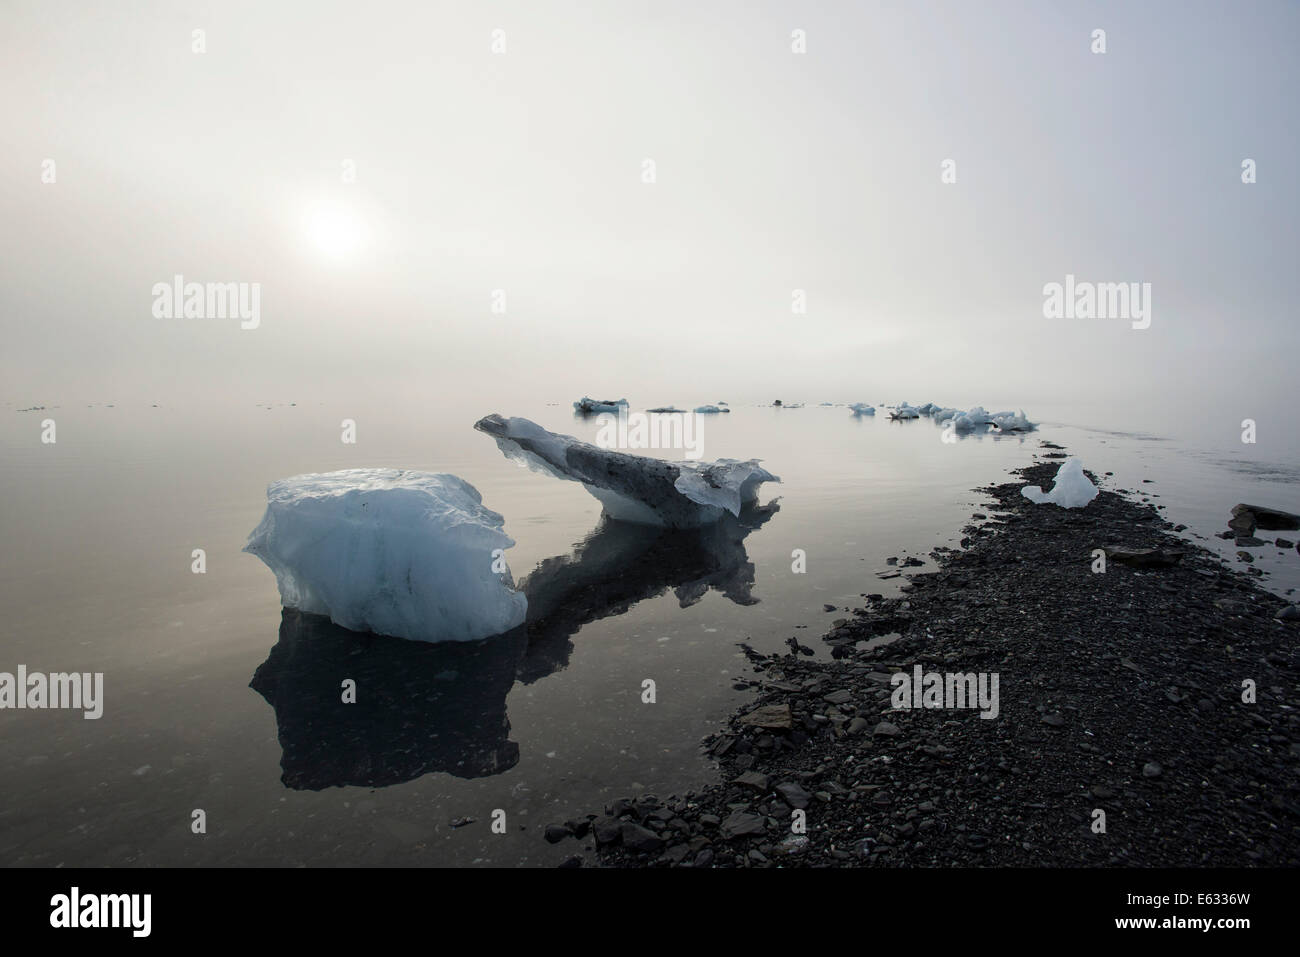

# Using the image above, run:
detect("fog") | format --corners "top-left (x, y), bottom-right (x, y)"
top-left (2, 0), bottom-right (1297, 433)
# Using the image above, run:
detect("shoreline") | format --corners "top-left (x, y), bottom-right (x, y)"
top-left (551, 453), bottom-right (1300, 867)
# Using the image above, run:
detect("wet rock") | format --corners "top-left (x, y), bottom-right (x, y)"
top-left (739, 704), bottom-right (792, 731)
top-left (873, 721), bottom-right (902, 737)
top-left (1102, 545), bottom-right (1184, 568)
top-left (720, 811), bottom-right (766, 838)
top-left (620, 823), bottom-right (663, 852)
top-left (1232, 503), bottom-right (1300, 532)
top-left (593, 817), bottom-right (622, 845)
top-left (774, 782), bottom-right (812, 809)
top-left (734, 771), bottom-right (770, 792)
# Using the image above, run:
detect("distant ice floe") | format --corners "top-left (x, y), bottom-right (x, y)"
top-left (1021, 458), bottom-right (1098, 508)
top-left (850, 403), bottom-right (876, 416)
top-left (573, 396), bottom-right (629, 414)
top-left (942, 406), bottom-right (1037, 433)
top-left (475, 414), bottom-right (779, 528)
top-left (694, 405), bottom-right (730, 414)
top-left (889, 403), bottom-right (921, 419)
top-left (244, 469), bottom-right (527, 643)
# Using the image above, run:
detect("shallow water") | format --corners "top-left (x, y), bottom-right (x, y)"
top-left (1, 401), bottom-right (1296, 866)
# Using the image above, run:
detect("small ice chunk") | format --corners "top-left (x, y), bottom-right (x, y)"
top-left (990, 409), bottom-right (1036, 432)
top-left (573, 396), bottom-right (629, 414)
top-left (475, 414), bottom-right (779, 528)
top-left (849, 403), bottom-right (876, 416)
top-left (1021, 458), bottom-right (1098, 509)
top-left (890, 403), bottom-right (920, 419)
top-left (244, 469), bottom-right (526, 642)
top-left (694, 404), bottom-right (730, 414)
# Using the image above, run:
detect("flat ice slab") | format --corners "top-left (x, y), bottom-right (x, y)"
top-left (475, 414), bottom-right (779, 528)
top-left (244, 469), bottom-right (526, 643)
top-left (1021, 458), bottom-right (1098, 509)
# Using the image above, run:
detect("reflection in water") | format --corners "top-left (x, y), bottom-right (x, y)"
top-left (250, 612), bottom-right (526, 789)
top-left (250, 502), bottom-right (779, 790)
top-left (516, 502), bottom-right (780, 684)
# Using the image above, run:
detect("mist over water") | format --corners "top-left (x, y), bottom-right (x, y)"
top-left (1, 0), bottom-right (1298, 870)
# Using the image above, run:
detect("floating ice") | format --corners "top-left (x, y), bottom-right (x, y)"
top-left (942, 406), bottom-right (1036, 433)
top-left (1021, 458), bottom-right (1098, 509)
top-left (890, 403), bottom-right (921, 419)
top-left (244, 469), bottom-right (527, 643)
top-left (573, 396), bottom-right (629, 414)
top-left (475, 414), bottom-right (779, 528)
top-left (850, 403), bottom-right (876, 416)
top-left (694, 405), bottom-right (730, 414)
top-left (990, 409), bottom-right (1036, 432)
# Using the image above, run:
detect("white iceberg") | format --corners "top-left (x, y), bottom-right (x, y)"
top-left (933, 407), bottom-right (961, 423)
top-left (1021, 458), bottom-right (1098, 509)
top-left (573, 396), bottom-right (629, 414)
top-left (990, 409), bottom-right (1036, 432)
top-left (694, 404), bottom-right (730, 414)
top-left (850, 403), bottom-right (876, 416)
top-left (244, 469), bottom-right (527, 643)
top-left (890, 402), bottom-right (921, 419)
top-left (475, 414), bottom-right (779, 528)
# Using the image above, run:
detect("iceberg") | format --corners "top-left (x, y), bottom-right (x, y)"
top-left (475, 414), bottom-right (779, 528)
top-left (940, 406), bottom-right (1037, 433)
top-left (1021, 458), bottom-right (1098, 509)
top-left (694, 404), bottom-right (730, 414)
top-left (850, 403), bottom-right (876, 416)
top-left (244, 469), bottom-right (527, 643)
top-left (990, 409), bottom-right (1036, 432)
top-left (890, 403), bottom-right (921, 419)
top-left (573, 396), bottom-right (629, 414)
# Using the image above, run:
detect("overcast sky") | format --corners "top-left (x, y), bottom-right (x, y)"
top-left (2, 0), bottom-right (1297, 422)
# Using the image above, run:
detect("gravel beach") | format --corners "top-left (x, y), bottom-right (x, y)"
top-left (552, 454), bottom-right (1300, 867)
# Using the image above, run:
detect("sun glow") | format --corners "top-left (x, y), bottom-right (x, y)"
top-left (301, 200), bottom-right (368, 260)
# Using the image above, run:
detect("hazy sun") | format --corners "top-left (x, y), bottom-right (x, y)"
top-left (301, 200), bottom-right (368, 260)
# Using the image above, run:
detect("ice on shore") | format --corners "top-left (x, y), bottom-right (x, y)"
top-left (850, 403), bottom-right (876, 416)
top-left (244, 469), bottom-right (527, 643)
top-left (1021, 458), bottom-right (1098, 509)
top-left (475, 414), bottom-right (779, 528)
top-left (573, 396), bottom-right (629, 414)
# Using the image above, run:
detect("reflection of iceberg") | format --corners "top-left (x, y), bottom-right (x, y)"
top-left (516, 502), bottom-right (780, 683)
top-left (251, 501), bottom-right (781, 788)
top-left (243, 469), bottom-right (526, 643)
top-left (250, 610), bottom-right (526, 789)
top-left (475, 414), bottom-right (779, 529)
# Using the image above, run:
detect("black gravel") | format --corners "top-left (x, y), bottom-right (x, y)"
top-left (553, 458), bottom-right (1300, 867)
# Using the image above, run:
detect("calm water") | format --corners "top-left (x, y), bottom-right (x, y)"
top-left (1, 400), bottom-right (1297, 866)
